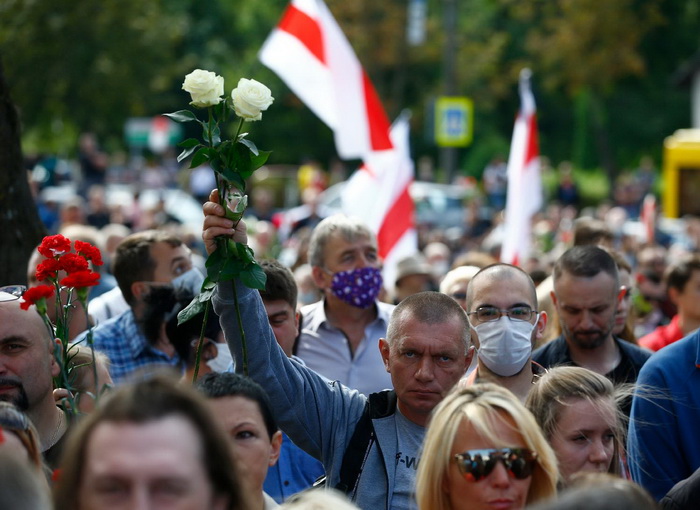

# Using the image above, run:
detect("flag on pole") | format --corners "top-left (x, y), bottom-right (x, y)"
top-left (259, 0), bottom-right (392, 159)
top-left (259, 0), bottom-right (417, 288)
top-left (340, 113), bottom-right (417, 291)
top-left (500, 69), bottom-right (542, 266)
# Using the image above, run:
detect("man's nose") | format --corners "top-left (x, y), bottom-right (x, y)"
top-left (415, 357), bottom-right (435, 382)
top-left (580, 310), bottom-right (596, 329)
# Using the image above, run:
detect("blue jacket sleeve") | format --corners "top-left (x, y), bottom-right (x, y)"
top-left (212, 280), bottom-right (367, 485)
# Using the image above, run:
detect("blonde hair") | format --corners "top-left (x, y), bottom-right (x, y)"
top-left (416, 383), bottom-right (559, 510)
top-left (525, 366), bottom-right (628, 479)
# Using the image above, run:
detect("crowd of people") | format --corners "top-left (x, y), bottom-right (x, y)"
top-left (2, 148), bottom-right (700, 510)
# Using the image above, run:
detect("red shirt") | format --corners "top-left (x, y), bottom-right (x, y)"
top-left (639, 315), bottom-right (684, 351)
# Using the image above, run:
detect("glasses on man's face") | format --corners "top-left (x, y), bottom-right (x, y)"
top-left (0, 285), bottom-right (27, 302)
top-left (467, 306), bottom-right (536, 323)
top-left (454, 448), bottom-right (537, 482)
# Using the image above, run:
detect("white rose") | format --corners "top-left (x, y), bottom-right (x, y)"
top-left (182, 69), bottom-right (224, 108)
top-left (231, 78), bottom-right (274, 121)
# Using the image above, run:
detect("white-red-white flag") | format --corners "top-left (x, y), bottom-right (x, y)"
top-left (341, 113), bottom-right (417, 291)
top-left (260, 0), bottom-right (417, 285)
top-left (500, 69), bottom-right (542, 266)
top-left (259, 0), bottom-right (392, 159)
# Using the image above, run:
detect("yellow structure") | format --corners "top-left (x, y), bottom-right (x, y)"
top-left (663, 129), bottom-right (700, 218)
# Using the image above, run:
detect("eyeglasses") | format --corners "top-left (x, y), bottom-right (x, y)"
top-left (0, 285), bottom-right (26, 302)
top-left (450, 292), bottom-right (467, 301)
top-left (454, 448), bottom-right (537, 481)
top-left (467, 306), bottom-right (536, 322)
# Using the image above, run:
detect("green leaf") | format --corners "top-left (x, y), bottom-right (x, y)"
top-left (177, 296), bottom-right (206, 325)
top-left (164, 110), bottom-right (197, 123)
top-left (219, 170), bottom-right (246, 192)
top-left (177, 146), bottom-right (198, 163)
top-left (179, 138), bottom-right (201, 149)
top-left (190, 147), bottom-right (210, 169)
top-left (239, 137), bottom-right (259, 156)
top-left (240, 264), bottom-right (267, 290)
top-left (219, 256), bottom-right (247, 281)
top-left (197, 286), bottom-right (215, 303)
top-left (205, 249), bottom-right (226, 281)
top-left (250, 150), bottom-right (272, 170)
top-left (236, 242), bottom-right (255, 264)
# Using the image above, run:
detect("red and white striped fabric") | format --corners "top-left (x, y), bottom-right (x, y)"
top-left (340, 115), bottom-right (416, 290)
top-left (260, 0), bottom-right (417, 288)
top-left (259, 0), bottom-right (392, 159)
top-left (500, 69), bottom-right (543, 266)
top-left (640, 193), bottom-right (656, 244)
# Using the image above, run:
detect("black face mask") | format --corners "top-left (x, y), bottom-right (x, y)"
top-left (141, 285), bottom-right (221, 363)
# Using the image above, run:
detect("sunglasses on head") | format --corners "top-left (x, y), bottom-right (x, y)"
top-left (454, 448), bottom-right (537, 482)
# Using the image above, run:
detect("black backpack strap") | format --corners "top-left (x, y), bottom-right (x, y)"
top-left (334, 390), bottom-right (398, 494)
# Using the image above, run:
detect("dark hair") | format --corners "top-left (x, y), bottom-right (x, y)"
top-left (553, 246), bottom-right (619, 286)
top-left (54, 376), bottom-right (244, 510)
top-left (141, 286), bottom-right (221, 364)
top-left (113, 230), bottom-right (182, 305)
top-left (387, 291), bottom-right (470, 352)
top-left (665, 254), bottom-right (700, 293)
top-left (572, 218), bottom-right (614, 246)
top-left (259, 259), bottom-right (298, 310)
top-left (196, 372), bottom-right (279, 439)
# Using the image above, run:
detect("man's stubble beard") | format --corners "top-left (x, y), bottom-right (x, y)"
top-left (0, 377), bottom-right (29, 410)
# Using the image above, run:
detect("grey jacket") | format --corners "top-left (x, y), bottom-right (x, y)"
top-left (213, 281), bottom-right (407, 509)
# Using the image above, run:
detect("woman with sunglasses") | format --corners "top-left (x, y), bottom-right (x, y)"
top-left (416, 383), bottom-right (558, 510)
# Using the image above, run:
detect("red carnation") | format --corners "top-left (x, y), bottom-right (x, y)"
top-left (20, 285), bottom-right (55, 311)
top-left (60, 270), bottom-right (101, 289)
top-left (37, 235), bottom-right (72, 259)
top-left (35, 258), bottom-right (61, 282)
top-left (58, 253), bottom-right (89, 274)
top-left (74, 240), bottom-right (103, 266)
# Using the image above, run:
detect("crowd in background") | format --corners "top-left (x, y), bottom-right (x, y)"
top-left (3, 133), bottom-right (699, 510)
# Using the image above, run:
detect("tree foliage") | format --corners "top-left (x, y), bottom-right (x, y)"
top-left (0, 0), bottom-right (697, 175)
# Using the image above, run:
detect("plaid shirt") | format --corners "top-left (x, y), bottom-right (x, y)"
top-left (75, 309), bottom-right (183, 384)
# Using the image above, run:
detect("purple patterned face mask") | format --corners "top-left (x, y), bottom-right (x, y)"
top-left (327, 267), bottom-right (383, 309)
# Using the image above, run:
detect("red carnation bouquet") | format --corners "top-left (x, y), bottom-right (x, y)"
top-left (21, 234), bottom-right (103, 413)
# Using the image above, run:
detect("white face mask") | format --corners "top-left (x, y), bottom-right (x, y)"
top-left (207, 342), bottom-right (233, 373)
top-left (171, 267), bottom-right (204, 296)
top-left (471, 315), bottom-right (537, 377)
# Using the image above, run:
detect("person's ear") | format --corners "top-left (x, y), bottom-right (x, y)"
top-left (534, 311), bottom-right (548, 340)
top-left (379, 338), bottom-right (391, 372)
top-left (50, 338), bottom-right (62, 378)
top-left (550, 290), bottom-right (558, 309)
top-left (464, 345), bottom-right (475, 369)
top-left (668, 286), bottom-right (680, 306)
top-left (311, 265), bottom-right (329, 289)
top-left (131, 281), bottom-right (150, 302)
top-left (269, 430), bottom-right (283, 466)
top-left (294, 311), bottom-right (300, 336)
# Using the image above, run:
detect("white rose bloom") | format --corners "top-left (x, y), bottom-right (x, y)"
top-left (182, 69), bottom-right (224, 108)
top-left (231, 78), bottom-right (274, 121)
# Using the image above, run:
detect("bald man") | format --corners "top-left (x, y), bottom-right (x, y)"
top-left (0, 291), bottom-right (66, 468)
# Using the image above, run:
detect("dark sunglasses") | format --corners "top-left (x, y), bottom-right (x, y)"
top-left (454, 448), bottom-right (537, 481)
